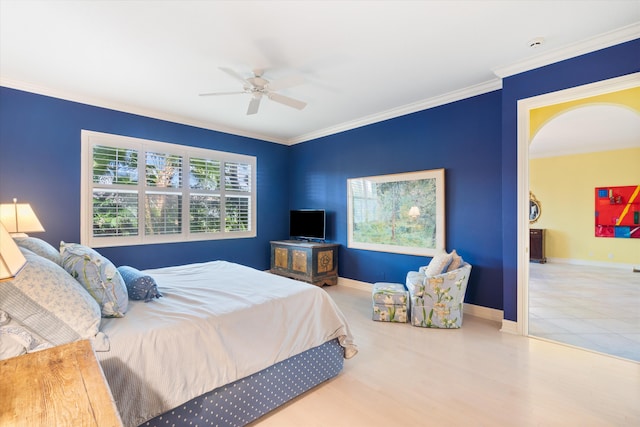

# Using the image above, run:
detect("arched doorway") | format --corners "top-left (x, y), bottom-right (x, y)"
top-left (516, 73), bottom-right (640, 360)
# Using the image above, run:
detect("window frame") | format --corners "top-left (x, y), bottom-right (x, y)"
top-left (81, 130), bottom-right (257, 248)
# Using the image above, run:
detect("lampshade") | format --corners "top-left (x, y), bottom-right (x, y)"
top-left (408, 206), bottom-right (421, 218)
top-left (0, 199), bottom-right (45, 235)
top-left (0, 222), bottom-right (27, 280)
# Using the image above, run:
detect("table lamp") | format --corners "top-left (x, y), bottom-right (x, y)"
top-left (0, 222), bottom-right (26, 280)
top-left (0, 198), bottom-right (45, 237)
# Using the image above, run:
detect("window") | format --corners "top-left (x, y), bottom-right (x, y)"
top-left (81, 130), bottom-right (256, 247)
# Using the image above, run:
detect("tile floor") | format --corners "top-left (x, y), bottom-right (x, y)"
top-left (528, 262), bottom-right (640, 362)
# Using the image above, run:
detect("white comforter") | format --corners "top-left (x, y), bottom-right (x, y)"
top-left (96, 261), bottom-right (356, 427)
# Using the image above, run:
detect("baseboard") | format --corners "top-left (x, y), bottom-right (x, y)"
top-left (337, 277), bottom-right (372, 292)
top-left (500, 319), bottom-right (519, 335)
top-left (338, 277), bottom-right (505, 323)
top-left (546, 257), bottom-right (636, 271)
top-left (464, 304), bottom-right (503, 323)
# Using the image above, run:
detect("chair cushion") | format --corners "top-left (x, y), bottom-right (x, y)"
top-left (405, 271), bottom-right (425, 297)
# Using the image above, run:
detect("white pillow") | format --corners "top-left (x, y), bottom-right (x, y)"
top-left (424, 249), bottom-right (453, 277)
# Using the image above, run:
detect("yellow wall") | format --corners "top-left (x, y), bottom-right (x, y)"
top-left (530, 147), bottom-right (640, 265)
top-left (530, 87), bottom-right (640, 139)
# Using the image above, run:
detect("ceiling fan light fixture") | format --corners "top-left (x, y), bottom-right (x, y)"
top-left (201, 67), bottom-right (307, 115)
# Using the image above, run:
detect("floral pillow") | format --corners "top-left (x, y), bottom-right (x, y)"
top-left (0, 310), bottom-right (52, 360)
top-left (0, 250), bottom-right (105, 349)
top-left (60, 241), bottom-right (128, 318)
top-left (13, 236), bottom-right (62, 266)
top-left (117, 266), bottom-right (163, 302)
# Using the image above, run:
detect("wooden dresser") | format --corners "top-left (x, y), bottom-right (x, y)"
top-left (529, 228), bottom-right (546, 263)
top-left (0, 339), bottom-right (122, 427)
top-left (270, 240), bottom-right (339, 286)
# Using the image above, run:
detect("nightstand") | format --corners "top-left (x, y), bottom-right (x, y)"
top-left (0, 340), bottom-right (122, 426)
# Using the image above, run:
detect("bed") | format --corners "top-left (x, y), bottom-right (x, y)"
top-left (0, 238), bottom-right (357, 427)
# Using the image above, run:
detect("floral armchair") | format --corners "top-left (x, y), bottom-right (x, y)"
top-left (405, 262), bottom-right (472, 328)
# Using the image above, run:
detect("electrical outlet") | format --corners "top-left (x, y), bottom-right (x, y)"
top-left (608, 253), bottom-right (614, 259)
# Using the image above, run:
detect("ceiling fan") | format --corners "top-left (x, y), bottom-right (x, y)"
top-left (199, 67), bottom-right (307, 115)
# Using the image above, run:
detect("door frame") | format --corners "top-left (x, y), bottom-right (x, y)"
top-left (515, 72), bottom-right (640, 335)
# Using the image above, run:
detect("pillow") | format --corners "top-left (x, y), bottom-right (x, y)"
top-left (60, 241), bottom-right (128, 317)
top-left (0, 251), bottom-right (104, 348)
top-left (446, 249), bottom-right (463, 272)
top-left (424, 249), bottom-right (453, 277)
top-left (13, 236), bottom-right (62, 266)
top-left (117, 266), bottom-right (163, 302)
top-left (0, 310), bottom-right (53, 360)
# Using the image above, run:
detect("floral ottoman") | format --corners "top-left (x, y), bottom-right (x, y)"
top-left (372, 282), bottom-right (409, 323)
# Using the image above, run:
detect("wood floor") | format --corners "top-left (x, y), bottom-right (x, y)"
top-left (252, 285), bottom-right (639, 427)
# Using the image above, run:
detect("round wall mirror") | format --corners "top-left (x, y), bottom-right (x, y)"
top-left (529, 192), bottom-right (541, 224)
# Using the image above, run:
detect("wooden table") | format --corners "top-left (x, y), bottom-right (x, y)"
top-left (0, 340), bottom-right (122, 427)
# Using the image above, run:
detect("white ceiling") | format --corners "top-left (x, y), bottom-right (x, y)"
top-left (1, 0), bottom-right (639, 145)
top-left (530, 105), bottom-right (640, 158)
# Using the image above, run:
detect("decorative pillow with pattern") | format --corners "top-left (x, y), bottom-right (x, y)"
top-left (0, 250), bottom-right (104, 348)
top-left (424, 249), bottom-right (453, 277)
top-left (446, 249), bottom-right (463, 272)
top-left (117, 266), bottom-right (163, 302)
top-left (0, 311), bottom-right (53, 360)
top-left (60, 241), bottom-right (128, 318)
top-left (13, 236), bottom-right (62, 266)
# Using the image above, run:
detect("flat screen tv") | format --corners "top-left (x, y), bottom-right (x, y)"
top-left (289, 209), bottom-right (326, 241)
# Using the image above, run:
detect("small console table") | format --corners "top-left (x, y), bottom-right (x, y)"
top-left (270, 240), bottom-right (339, 286)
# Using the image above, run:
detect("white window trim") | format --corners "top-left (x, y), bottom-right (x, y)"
top-left (81, 130), bottom-right (257, 248)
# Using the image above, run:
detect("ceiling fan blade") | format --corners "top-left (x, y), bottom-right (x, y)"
top-left (219, 67), bottom-right (250, 85)
top-left (246, 94), bottom-right (262, 115)
top-left (267, 75), bottom-right (305, 92)
top-left (199, 91), bottom-right (246, 97)
top-left (267, 92), bottom-right (307, 110)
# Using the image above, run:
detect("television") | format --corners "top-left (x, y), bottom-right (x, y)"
top-left (289, 209), bottom-right (326, 241)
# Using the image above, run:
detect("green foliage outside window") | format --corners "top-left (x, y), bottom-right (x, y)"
top-left (91, 146), bottom-right (251, 238)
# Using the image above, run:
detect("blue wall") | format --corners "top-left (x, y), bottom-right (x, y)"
top-left (289, 91), bottom-right (504, 310)
top-left (1, 38), bottom-right (637, 318)
top-left (500, 38), bottom-right (640, 321)
top-left (0, 88), bottom-right (290, 270)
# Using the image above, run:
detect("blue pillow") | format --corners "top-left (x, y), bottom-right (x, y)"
top-left (117, 266), bottom-right (163, 302)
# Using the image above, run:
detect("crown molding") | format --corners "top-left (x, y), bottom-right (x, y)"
top-left (286, 78), bottom-right (502, 145)
top-left (493, 23), bottom-right (640, 78)
top-left (0, 77), bottom-right (288, 145)
top-left (2, 75), bottom-right (502, 146)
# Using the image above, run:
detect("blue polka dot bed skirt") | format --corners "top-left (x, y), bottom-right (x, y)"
top-left (140, 338), bottom-right (344, 427)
